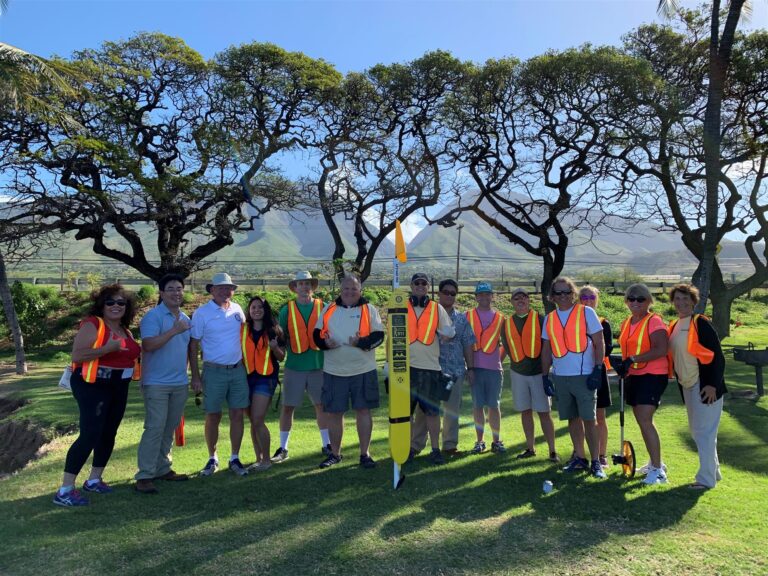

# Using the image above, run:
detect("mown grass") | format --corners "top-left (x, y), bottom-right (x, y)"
top-left (0, 291), bottom-right (766, 575)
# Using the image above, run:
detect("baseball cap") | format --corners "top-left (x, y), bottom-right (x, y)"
top-left (411, 273), bottom-right (429, 284)
top-left (475, 282), bottom-right (493, 294)
top-left (511, 287), bottom-right (529, 298)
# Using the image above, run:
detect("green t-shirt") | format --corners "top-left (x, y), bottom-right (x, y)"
top-left (278, 300), bottom-right (324, 371)
top-left (503, 314), bottom-right (543, 376)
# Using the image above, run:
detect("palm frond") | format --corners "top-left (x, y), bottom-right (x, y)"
top-left (657, 0), bottom-right (681, 19)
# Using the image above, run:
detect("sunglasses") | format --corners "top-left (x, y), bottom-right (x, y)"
top-left (413, 280), bottom-right (428, 287)
top-left (580, 295), bottom-right (597, 301)
top-left (440, 290), bottom-right (457, 297)
top-left (626, 297), bottom-right (647, 303)
top-left (105, 299), bottom-right (127, 307)
top-left (552, 290), bottom-right (572, 296)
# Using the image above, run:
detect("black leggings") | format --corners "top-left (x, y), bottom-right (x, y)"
top-left (64, 368), bottom-right (131, 475)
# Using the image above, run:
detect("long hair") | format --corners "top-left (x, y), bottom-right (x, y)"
top-left (246, 295), bottom-right (283, 342)
top-left (87, 284), bottom-right (137, 329)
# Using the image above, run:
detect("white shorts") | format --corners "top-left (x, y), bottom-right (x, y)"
top-left (511, 371), bottom-right (551, 413)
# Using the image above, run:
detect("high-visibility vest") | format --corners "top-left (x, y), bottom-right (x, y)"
top-left (619, 313), bottom-right (663, 369)
top-left (408, 300), bottom-right (439, 346)
top-left (667, 314), bottom-right (715, 375)
top-left (503, 311), bottom-right (541, 362)
top-left (241, 324), bottom-right (274, 376)
top-left (467, 309), bottom-right (504, 354)
top-left (545, 304), bottom-right (588, 358)
top-left (319, 302), bottom-right (371, 340)
top-left (598, 316), bottom-right (611, 371)
top-left (287, 299), bottom-right (322, 354)
top-left (76, 317), bottom-right (141, 383)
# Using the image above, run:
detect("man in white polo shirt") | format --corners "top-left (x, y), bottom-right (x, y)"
top-left (190, 273), bottom-right (250, 477)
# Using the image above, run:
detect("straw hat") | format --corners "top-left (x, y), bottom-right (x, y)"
top-left (206, 272), bottom-right (238, 293)
top-left (288, 271), bottom-right (319, 292)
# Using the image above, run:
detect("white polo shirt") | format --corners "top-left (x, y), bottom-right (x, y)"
top-left (190, 299), bottom-right (245, 365)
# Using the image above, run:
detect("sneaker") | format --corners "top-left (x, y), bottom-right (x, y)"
top-left (590, 459), bottom-right (607, 479)
top-left (428, 448), bottom-right (445, 465)
top-left (229, 458), bottom-right (248, 476)
top-left (319, 453), bottom-right (342, 469)
top-left (517, 448), bottom-right (537, 459)
top-left (82, 479), bottom-right (114, 494)
top-left (271, 447), bottom-right (289, 463)
top-left (638, 460), bottom-right (668, 475)
top-left (563, 456), bottom-right (589, 473)
top-left (247, 461), bottom-right (272, 472)
top-left (154, 470), bottom-right (189, 482)
top-left (359, 454), bottom-right (376, 469)
top-left (406, 448), bottom-right (417, 464)
top-left (491, 441), bottom-right (507, 454)
top-left (549, 452), bottom-right (561, 463)
top-left (53, 489), bottom-right (89, 507)
top-left (322, 444), bottom-right (333, 457)
top-left (134, 479), bottom-right (159, 494)
top-left (200, 458), bottom-right (219, 476)
top-left (643, 466), bottom-right (668, 485)
top-left (599, 455), bottom-right (609, 469)
top-left (469, 441), bottom-right (486, 454)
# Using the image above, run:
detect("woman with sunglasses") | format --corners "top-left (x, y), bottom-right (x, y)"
top-left (667, 283), bottom-right (726, 489)
top-left (616, 283), bottom-right (669, 485)
top-left (577, 285), bottom-right (613, 468)
top-left (53, 284), bottom-right (141, 507)
top-left (242, 296), bottom-right (285, 471)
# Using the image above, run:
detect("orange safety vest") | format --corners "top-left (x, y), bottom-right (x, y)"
top-left (76, 317), bottom-right (141, 383)
top-left (241, 324), bottom-right (274, 376)
top-left (619, 313), bottom-right (663, 370)
top-left (408, 300), bottom-right (439, 346)
top-left (287, 299), bottom-right (322, 354)
top-left (319, 303), bottom-right (371, 340)
top-left (598, 316), bottom-right (611, 371)
top-left (467, 309), bottom-right (504, 354)
top-left (545, 304), bottom-right (588, 358)
top-left (503, 311), bottom-right (541, 362)
top-left (667, 314), bottom-right (715, 375)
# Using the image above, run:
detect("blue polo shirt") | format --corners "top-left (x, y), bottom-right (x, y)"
top-left (139, 301), bottom-right (191, 386)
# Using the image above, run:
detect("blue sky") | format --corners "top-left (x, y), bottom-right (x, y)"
top-left (4, 1), bottom-right (766, 71)
top-left (3, 0), bottom-right (766, 241)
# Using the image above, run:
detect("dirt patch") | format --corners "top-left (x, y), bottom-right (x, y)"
top-left (0, 397), bottom-right (50, 476)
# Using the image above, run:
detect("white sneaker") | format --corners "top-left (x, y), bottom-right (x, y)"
top-left (638, 461), bottom-right (667, 475)
top-left (643, 466), bottom-right (668, 485)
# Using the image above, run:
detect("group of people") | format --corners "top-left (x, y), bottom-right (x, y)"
top-left (51, 271), bottom-right (726, 507)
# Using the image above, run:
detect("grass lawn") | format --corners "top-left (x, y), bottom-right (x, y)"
top-left (0, 292), bottom-right (766, 575)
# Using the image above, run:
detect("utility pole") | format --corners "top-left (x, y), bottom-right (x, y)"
top-left (59, 245), bottom-right (64, 292)
top-left (455, 224), bottom-right (464, 281)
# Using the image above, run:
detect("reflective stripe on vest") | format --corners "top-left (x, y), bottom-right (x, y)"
top-left (503, 311), bottom-right (541, 362)
top-left (80, 317), bottom-right (107, 383)
top-left (319, 303), bottom-right (371, 340)
top-left (467, 309), bottom-right (504, 354)
top-left (619, 313), bottom-right (658, 369)
top-left (287, 299), bottom-right (322, 354)
top-left (241, 324), bottom-right (274, 376)
top-left (408, 300), bottom-right (439, 346)
top-left (545, 304), bottom-right (587, 358)
top-left (667, 314), bottom-right (715, 375)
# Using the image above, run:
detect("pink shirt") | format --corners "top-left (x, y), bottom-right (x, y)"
top-left (627, 315), bottom-right (669, 376)
top-left (472, 309), bottom-right (503, 371)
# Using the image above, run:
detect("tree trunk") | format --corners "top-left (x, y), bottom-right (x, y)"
top-left (708, 284), bottom-right (733, 340)
top-left (0, 251), bottom-right (28, 375)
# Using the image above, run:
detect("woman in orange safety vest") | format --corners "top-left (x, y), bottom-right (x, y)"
top-left (242, 295), bottom-right (285, 471)
top-left (54, 284), bottom-right (141, 507)
top-left (617, 283), bottom-right (669, 485)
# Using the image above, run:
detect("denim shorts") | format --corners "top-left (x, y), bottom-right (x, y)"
top-left (247, 372), bottom-right (279, 398)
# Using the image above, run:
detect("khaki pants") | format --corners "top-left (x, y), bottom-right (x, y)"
top-left (411, 374), bottom-right (465, 452)
top-left (135, 385), bottom-right (188, 480)
top-left (682, 381), bottom-right (723, 488)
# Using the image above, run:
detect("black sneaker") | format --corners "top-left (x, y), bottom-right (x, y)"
top-left (428, 448), bottom-right (445, 465)
top-left (516, 448), bottom-right (536, 459)
top-left (322, 444), bottom-right (333, 457)
top-left (359, 454), bottom-right (376, 469)
top-left (319, 453), bottom-right (343, 469)
top-left (406, 448), bottom-right (417, 464)
top-left (271, 447), bottom-right (289, 463)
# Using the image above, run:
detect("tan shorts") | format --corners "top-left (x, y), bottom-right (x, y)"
top-left (511, 371), bottom-right (551, 413)
top-left (281, 368), bottom-right (323, 407)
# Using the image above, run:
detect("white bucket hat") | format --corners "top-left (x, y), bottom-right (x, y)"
top-left (206, 272), bottom-right (238, 293)
top-left (289, 271), bottom-right (319, 292)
